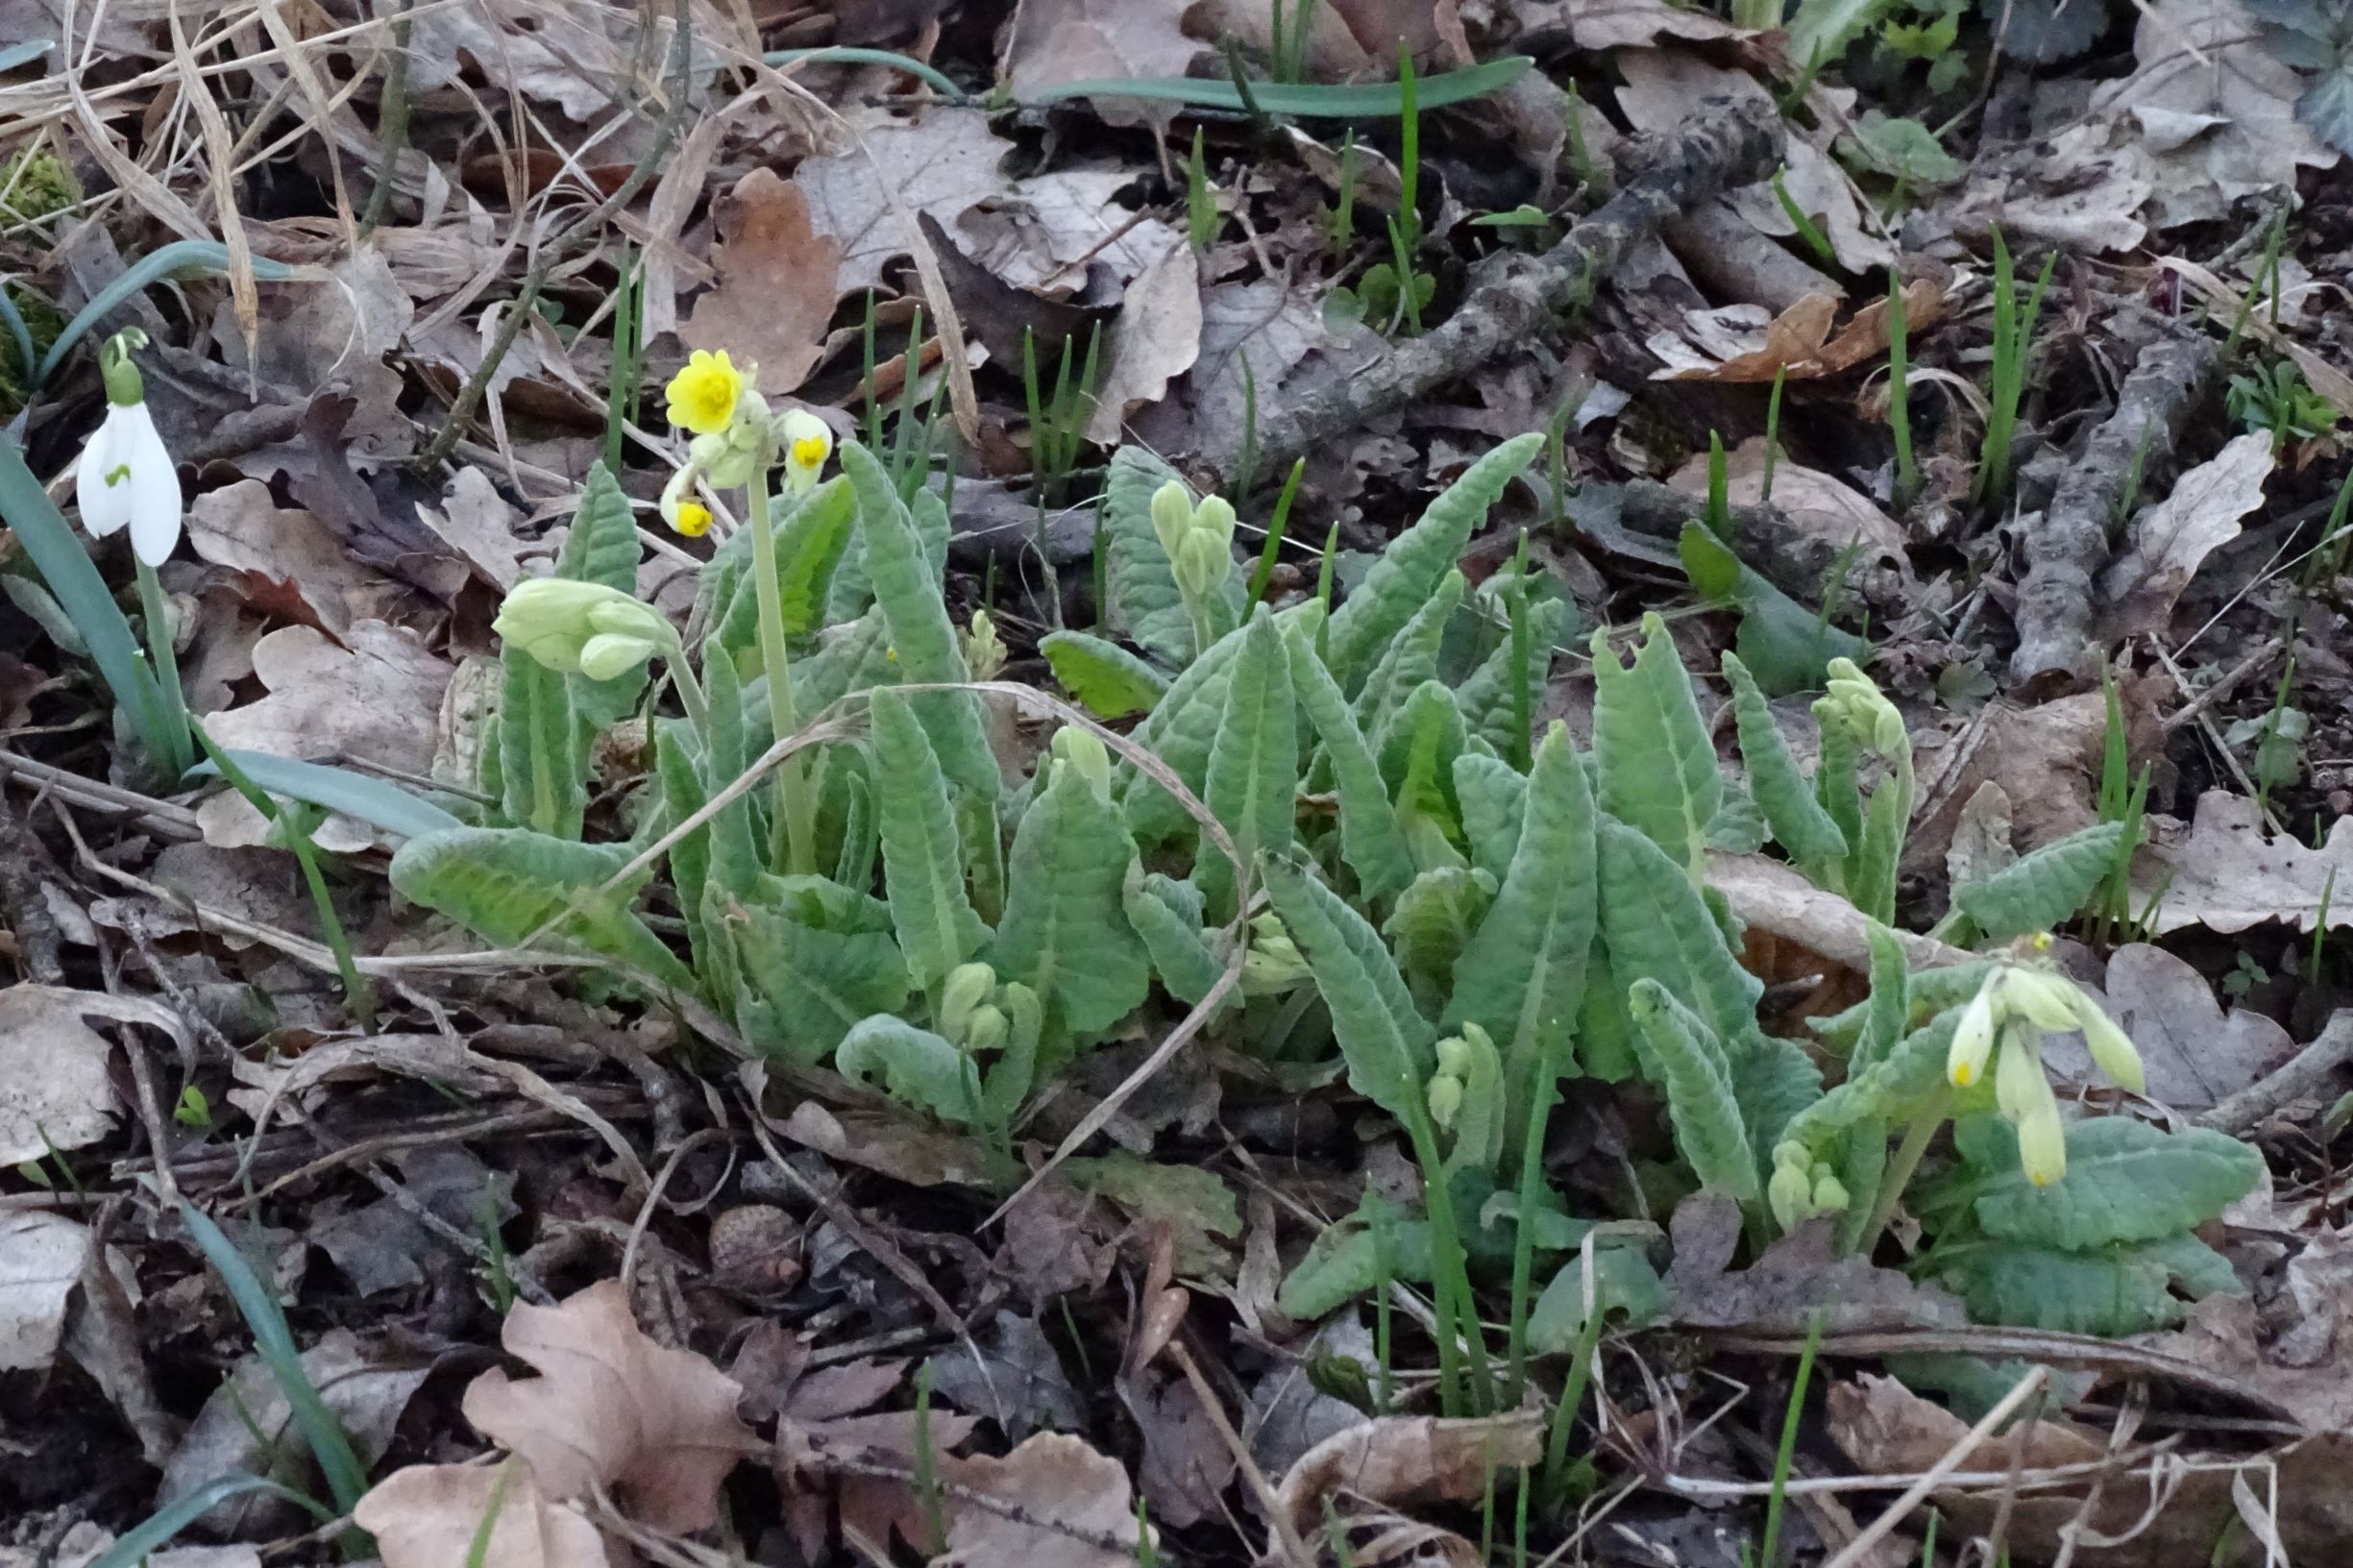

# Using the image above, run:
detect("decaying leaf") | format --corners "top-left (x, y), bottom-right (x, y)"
top-left (940, 1433), bottom-right (1143, 1568)
top-left (798, 109), bottom-right (1017, 297)
top-left (680, 168), bottom-right (841, 396)
top-left (0, 1212), bottom-right (91, 1372)
top-left (355, 1462), bottom-right (612, 1568)
top-left (2132, 790), bottom-right (2353, 936)
top-left (1085, 237), bottom-right (1202, 443)
top-left (460, 1279), bottom-right (753, 1533)
top-left (1709, 852), bottom-right (1974, 976)
top-left (0, 986), bottom-right (130, 1164)
top-left (2064, 944), bottom-right (2297, 1113)
top-left (184, 481), bottom-right (415, 635)
top-left (2097, 431), bottom-right (2276, 641)
top-left (1665, 1195), bottom-right (1968, 1334)
top-left (1651, 284), bottom-right (1946, 382)
top-left (1275, 1410), bottom-right (1543, 1542)
top-left (1001, 0), bottom-right (1204, 127)
top-left (200, 622), bottom-right (454, 774)
top-left (1667, 436), bottom-right (1905, 560)
top-left (1826, 1372), bottom-right (2104, 1476)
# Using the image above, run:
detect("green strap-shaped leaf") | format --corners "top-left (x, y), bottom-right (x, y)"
top-left (390, 826), bottom-right (694, 992)
top-left (1778, 1010), bottom-right (1958, 1167)
top-left (1453, 752), bottom-right (1527, 882)
top-left (842, 440), bottom-right (999, 800)
top-left (723, 897), bottom-right (912, 1066)
top-left (1723, 651), bottom-right (1848, 875)
top-left (1627, 979), bottom-right (1758, 1202)
top-left (1287, 623), bottom-right (1412, 901)
top-left (699, 649), bottom-right (767, 898)
top-left (990, 759), bottom-right (1151, 1039)
top-left (1122, 866), bottom-right (1229, 1009)
top-left (1261, 855), bottom-right (1435, 1120)
top-left (655, 722), bottom-right (714, 967)
top-left (1376, 679), bottom-right (1467, 831)
top-left (1592, 612), bottom-right (1719, 874)
top-left (1952, 821), bottom-right (2127, 942)
top-left (1597, 819), bottom-right (1763, 1051)
top-left (1577, 941), bottom-right (1639, 1083)
top-left (1814, 721), bottom-right (1864, 854)
top-left (869, 687), bottom-right (990, 990)
top-left (1353, 568), bottom-right (1463, 736)
top-left (1941, 1115), bottom-right (2265, 1251)
top-left (497, 648), bottom-right (580, 839)
top-left (1849, 761), bottom-right (1911, 926)
top-left (793, 607), bottom-right (892, 717)
top-left (1279, 1211), bottom-right (1437, 1319)
top-left (1102, 445), bottom-right (1194, 665)
top-left (1457, 597), bottom-right (1570, 756)
top-left (1324, 432), bottom-right (1543, 690)
top-left (1445, 723), bottom-right (1597, 1094)
top-left (835, 1015), bottom-right (981, 1124)
top-left (1041, 629), bottom-right (1168, 719)
top-left (833, 757), bottom-right (877, 889)
top-left (1199, 604), bottom-right (1297, 919)
top-left (1854, 919), bottom-right (1911, 1074)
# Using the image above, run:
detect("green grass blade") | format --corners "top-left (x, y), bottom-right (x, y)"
top-left (176, 1199), bottom-right (373, 1515)
top-left (87, 1475), bottom-right (331, 1568)
top-left (1025, 56), bottom-right (1532, 116)
top-left (40, 240), bottom-right (293, 386)
top-left (764, 46), bottom-right (964, 100)
top-left (0, 430), bottom-right (179, 768)
top-left (186, 750), bottom-right (464, 841)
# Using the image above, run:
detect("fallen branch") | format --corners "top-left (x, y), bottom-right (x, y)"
top-left (1200, 93), bottom-right (1784, 487)
top-left (2008, 325), bottom-right (2217, 691)
top-left (2198, 1008), bottom-right (2353, 1137)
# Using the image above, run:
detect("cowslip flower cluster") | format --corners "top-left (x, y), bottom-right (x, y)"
top-left (655, 351), bottom-right (835, 536)
top-left (76, 328), bottom-right (182, 566)
top-left (494, 577), bottom-right (682, 682)
top-left (1947, 951), bottom-right (2146, 1188)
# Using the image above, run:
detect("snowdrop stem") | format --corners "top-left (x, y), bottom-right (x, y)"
top-left (133, 558), bottom-right (192, 777)
top-left (746, 478), bottom-right (816, 875)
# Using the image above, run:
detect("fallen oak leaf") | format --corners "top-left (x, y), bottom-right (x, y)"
top-left (461, 1280), bottom-right (753, 1534)
top-left (1654, 282), bottom-right (1946, 381)
top-left (1274, 1409), bottom-right (1543, 1543)
top-left (2054, 943), bottom-right (2297, 1113)
top-left (940, 1433), bottom-right (1145, 1568)
top-left (354, 1461), bottom-right (612, 1568)
top-left (2131, 790), bottom-right (2353, 937)
top-left (2097, 430), bottom-right (2275, 641)
top-left (680, 169), bottom-right (840, 397)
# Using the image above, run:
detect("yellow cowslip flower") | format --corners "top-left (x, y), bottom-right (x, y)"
top-left (1947, 972), bottom-right (1997, 1088)
top-left (781, 408), bottom-right (833, 494)
top-left (2019, 1099), bottom-right (2068, 1188)
top-left (673, 501), bottom-right (713, 538)
top-left (666, 350), bottom-right (748, 435)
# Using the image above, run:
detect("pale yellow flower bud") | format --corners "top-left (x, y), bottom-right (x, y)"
top-left (2018, 1099), bottom-right (2068, 1188)
top-left (1948, 973), bottom-right (1998, 1089)
top-left (1150, 479), bottom-right (1193, 559)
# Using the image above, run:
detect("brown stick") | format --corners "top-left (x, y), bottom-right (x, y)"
top-left (1199, 93), bottom-right (1785, 488)
top-left (2198, 1008), bottom-right (2353, 1137)
top-left (2008, 329), bottom-right (2217, 691)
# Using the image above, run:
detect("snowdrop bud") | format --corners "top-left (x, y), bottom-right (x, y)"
top-left (940, 962), bottom-right (996, 1041)
top-left (578, 632), bottom-right (660, 681)
top-left (2018, 1099), bottom-right (2068, 1188)
top-left (1947, 974), bottom-right (1998, 1089)
top-left (1427, 1072), bottom-right (1464, 1129)
top-left (1049, 726), bottom-right (1113, 799)
top-left (2072, 994), bottom-right (2146, 1094)
top-left (2000, 968), bottom-right (2083, 1033)
top-left (76, 329), bottom-right (182, 567)
top-left (1150, 480), bottom-right (1193, 559)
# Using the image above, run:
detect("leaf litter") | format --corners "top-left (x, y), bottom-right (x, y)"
top-left (12, 0), bottom-right (2353, 1565)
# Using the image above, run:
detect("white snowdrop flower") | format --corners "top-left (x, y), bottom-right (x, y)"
top-left (74, 329), bottom-right (182, 568)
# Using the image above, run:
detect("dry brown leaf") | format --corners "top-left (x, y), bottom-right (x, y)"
top-left (1909, 692), bottom-right (2121, 874)
top-left (2097, 430), bottom-right (2274, 641)
top-left (2067, 944), bottom-right (2296, 1113)
top-left (1001, 0), bottom-right (1203, 128)
top-left (411, 468), bottom-right (524, 597)
top-left (461, 1279), bottom-right (752, 1533)
top-left (1085, 237), bottom-right (1201, 443)
top-left (799, 108), bottom-right (1016, 297)
top-left (0, 986), bottom-right (131, 1164)
top-left (680, 169), bottom-right (840, 396)
top-left (2132, 790), bottom-right (2353, 937)
top-left (1654, 283), bottom-right (1945, 382)
top-left (940, 1433), bottom-right (1141, 1568)
top-left (1664, 1196), bottom-right (1968, 1335)
top-left (1708, 853), bottom-right (1973, 975)
top-left (0, 1212), bottom-right (91, 1373)
top-left (200, 621), bottom-right (453, 779)
top-left (1535, 0), bottom-right (1744, 48)
top-left (184, 481), bottom-right (414, 636)
top-left (1826, 1373), bottom-right (2104, 1476)
top-left (1667, 436), bottom-right (1905, 558)
top-left (1275, 1410), bottom-right (1542, 1541)
top-left (2164, 257), bottom-right (2353, 419)
top-left (354, 1462), bottom-right (613, 1568)
top-left (1945, 123), bottom-right (2156, 255)
top-left (26, 1523), bottom-right (261, 1568)
top-left (958, 171), bottom-right (1184, 296)
top-left (1131, 275), bottom-right (1384, 457)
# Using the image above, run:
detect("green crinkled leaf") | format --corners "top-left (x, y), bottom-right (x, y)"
top-left (1593, 612), bottom-right (1720, 873)
top-left (1122, 867), bottom-right (1228, 1008)
top-left (699, 649), bottom-right (767, 898)
top-left (843, 440), bottom-right (999, 800)
top-left (1040, 629), bottom-right (1168, 720)
top-left (1287, 622), bottom-right (1413, 901)
top-left (1324, 432), bottom-right (1543, 690)
top-left (1119, 617), bottom-right (1244, 845)
top-left (1706, 784), bottom-right (1766, 853)
top-left (1951, 821), bottom-right (2126, 942)
top-left (1526, 1245), bottom-right (1669, 1346)
top-left (1353, 568), bottom-right (1463, 736)
top-left (715, 479), bottom-right (859, 655)
top-left (1262, 855), bottom-right (1435, 1120)
top-left (1457, 597), bottom-right (1570, 755)
top-left (1102, 445), bottom-right (1195, 665)
top-left (655, 723), bottom-right (714, 966)
top-left (1938, 1115), bottom-right (2265, 1251)
top-left (1199, 604), bottom-right (1297, 918)
top-left (869, 687), bottom-right (989, 990)
top-left (498, 647), bottom-right (580, 839)
top-left (1445, 724), bottom-right (1597, 1092)
top-left (1780, 1011), bottom-right (1957, 1168)
top-left (724, 895), bottom-right (911, 1065)
top-left (990, 758), bottom-right (1150, 1039)
top-left (835, 1016), bottom-right (980, 1123)
top-left (1724, 650), bottom-right (1848, 874)
top-left (1627, 979), bottom-right (1759, 1202)
top-left (794, 608), bottom-right (893, 717)
top-left (1377, 679), bottom-right (1467, 833)
top-left (1384, 865), bottom-right (1495, 1014)
top-left (557, 463), bottom-right (651, 727)
top-left (390, 826), bottom-right (694, 992)
top-left (1939, 1234), bottom-right (2234, 1336)
top-left (1454, 752), bottom-right (1526, 882)
top-left (1279, 1210), bottom-right (1435, 1319)
top-left (1679, 522), bottom-right (1867, 695)
top-left (1578, 941), bottom-right (1639, 1082)
top-left (1598, 819), bottom-right (1764, 1051)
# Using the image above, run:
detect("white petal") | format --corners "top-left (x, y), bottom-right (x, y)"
top-left (119, 409), bottom-right (184, 565)
top-left (75, 412), bottom-right (135, 538)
